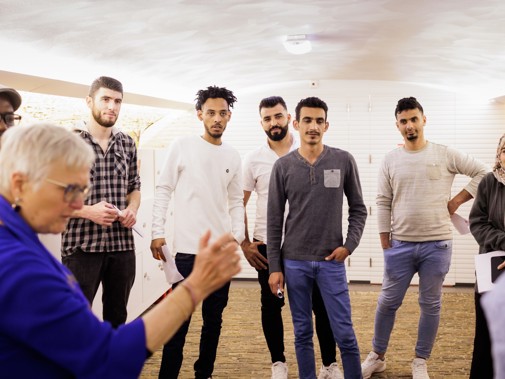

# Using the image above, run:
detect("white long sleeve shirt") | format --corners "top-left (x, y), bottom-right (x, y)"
top-left (152, 135), bottom-right (245, 253)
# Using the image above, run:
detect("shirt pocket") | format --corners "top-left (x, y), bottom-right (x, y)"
top-left (114, 151), bottom-right (128, 178)
top-left (324, 169), bottom-right (341, 188)
top-left (426, 163), bottom-right (441, 180)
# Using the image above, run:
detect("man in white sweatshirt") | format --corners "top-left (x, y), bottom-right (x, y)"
top-left (361, 97), bottom-right (487, 379)
top-left (150, 86), bottom-right (245, 379)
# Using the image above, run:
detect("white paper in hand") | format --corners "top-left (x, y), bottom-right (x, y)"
top-left (451, 213), bottom-right (470, 235)
top-left (161, 245), bottom-right (184, 285)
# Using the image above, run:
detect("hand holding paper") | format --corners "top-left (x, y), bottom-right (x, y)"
top-left (161, 245), bottom-right (184, 285)
top-left (475, 251), bottom-right (505, 293)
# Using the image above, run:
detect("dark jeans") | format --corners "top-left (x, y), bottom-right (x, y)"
top-left (62, 249), bottom-right (136, 328)
top-left (159, 253), bottom-right (231, 379)
top-left (470, 291), bottom-right (493, 379)
top-left (257, 243), bottom-right (336, 366)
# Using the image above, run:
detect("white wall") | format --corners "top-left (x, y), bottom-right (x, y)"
top-left (142, 80), bottom-right (505, 285)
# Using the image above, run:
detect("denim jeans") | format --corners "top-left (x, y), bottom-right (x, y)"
top-left (373, 240), bottom-right (452, 359)
top-left (257, 243), bottom-right (336, 366)
top-left (62, 249), bottom-right (136, 328)
top-left (284, 259), bottom-right (361, 379)
top-left (159, 253), bottom-right (230, 379)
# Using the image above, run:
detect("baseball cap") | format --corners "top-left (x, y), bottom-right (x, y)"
top-left (0, 84), bottom-right (22, 111)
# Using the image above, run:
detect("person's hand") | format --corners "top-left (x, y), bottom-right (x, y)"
top-left (86, 201), bottom-right (118, 226)
top-left (447, 199), bottom-right (459, 215)
top-left (151, 238), bottom-right (167, 261)
top-left (325, 246), bottom-right (350, 262)
top-left (268, 272), bottom-right (284, 297)
top-left (184, 231), bottom-right (241, 300)
top-left (379, 232), bottom-right (391, 249)
top-left (116, 207), bottom-right (137, 228)
top-left (240, 240), bottom-right (268, 269)
top-left (498, 261), bottom-right (505, 271)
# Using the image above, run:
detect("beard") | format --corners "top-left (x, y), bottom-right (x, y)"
top-left (92, 108), bottom-right (117, 128)
top-left (406, 133), bottom-right (418, 141)
top-left (264, 123), bottom-right (289, 141)
top-left (204, 124), bottom-right (225, 139)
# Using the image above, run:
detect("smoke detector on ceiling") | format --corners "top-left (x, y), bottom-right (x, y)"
top-left (283, 34), bottom-right (312, 55)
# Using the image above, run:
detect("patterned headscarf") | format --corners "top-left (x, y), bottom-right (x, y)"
top-left (493, 134), bottom-right (505, 185)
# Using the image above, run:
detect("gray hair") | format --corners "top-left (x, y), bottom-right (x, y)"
top-left (0, 124), bottom-right (95, 192)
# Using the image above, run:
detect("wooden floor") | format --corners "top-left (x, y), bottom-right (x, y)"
top-left (140, 281), bottom-right (474, 379)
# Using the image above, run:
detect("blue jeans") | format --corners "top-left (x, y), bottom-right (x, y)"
top-left (159, 253), bottom-right (230, 379)
top-left (373, 240), bottom-right (452, 359)
top-left (257, 243), bottom-right (336, 366)
top-left (284, 259), bottom-right (361, 379)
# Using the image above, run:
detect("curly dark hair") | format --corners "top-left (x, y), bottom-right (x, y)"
top-left (195, 86), bottom-right (237, 111)
top-left (295, 97), bottom-right (328, 121)
top-left (395, 97), bottom-right (424, 117)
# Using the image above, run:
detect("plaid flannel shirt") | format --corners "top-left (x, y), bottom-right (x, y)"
top-left (61, 125), bottom-right (141, 256)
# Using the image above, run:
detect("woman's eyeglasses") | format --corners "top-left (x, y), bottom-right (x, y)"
top-left (46, 178), bottom-right (91, 203)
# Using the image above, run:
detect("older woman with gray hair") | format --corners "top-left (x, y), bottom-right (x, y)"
top-left (0, 124), bottom-right (241, 378)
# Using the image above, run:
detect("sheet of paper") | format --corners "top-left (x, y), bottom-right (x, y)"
top-left (451, 213), bottom-right (470, 235)
top-left (475, 251), bottom-right (505, 293)
top-left (161, 245), bottom-right (184, 285)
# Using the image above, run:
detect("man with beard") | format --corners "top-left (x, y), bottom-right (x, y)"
top-left (150, 86), bottom-right (244, 379)
top-left (361, 97), bottom-right (487, 379)
top-left (0, 84), bottom-right (22, 138)
top-left (268, 97), bottom-right (366, 379)
top-left (242, 96), bottom-right (343, 379)
top-left (62, 76), bottom-right (141, 328)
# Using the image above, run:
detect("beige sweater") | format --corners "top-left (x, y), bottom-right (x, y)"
top-left (376, 141), bottom-right (487, 242)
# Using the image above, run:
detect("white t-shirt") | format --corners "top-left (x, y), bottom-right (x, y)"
top-left (242, 133), bottom-right (298, 244)
top-left (152, 135), bottom-right (244, 253)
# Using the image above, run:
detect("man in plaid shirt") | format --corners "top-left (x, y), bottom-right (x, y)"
top-left (62, 76), bottom-right (141, 328)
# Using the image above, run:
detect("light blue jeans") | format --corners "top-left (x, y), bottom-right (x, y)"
top-left (373, 240), bottom-right (452, 359)
top-left (284, 259), bottom-right (362, 379)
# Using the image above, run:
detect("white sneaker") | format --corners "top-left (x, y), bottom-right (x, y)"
top-left (271, 361), bottom-right (288, 379)
top-left (361, 351), bottom-right (386, 379)
top-left (318, 362), bottom-right (344, 379)
top-left (411, 358), bottom-right (430, 379)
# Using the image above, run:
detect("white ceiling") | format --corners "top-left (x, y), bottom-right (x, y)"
top-left (1, 0), bottom-right (505, 105)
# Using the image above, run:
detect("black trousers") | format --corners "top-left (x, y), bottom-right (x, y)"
top-left (159, 253), bottom-right (230, 379)
top-left (470, 290), bottom-right (493, 379)
top-left (257, 243), bottom-right (337, 366)
top-left (62, 249), bottom-right (136, 328)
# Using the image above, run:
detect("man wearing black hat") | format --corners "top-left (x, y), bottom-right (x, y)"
top-left (0, 84), bottom-right (22, 137)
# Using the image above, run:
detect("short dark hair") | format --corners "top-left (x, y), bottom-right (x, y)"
top-left (195, 86), bottom-right (237, 111)
top-left (295, 97), bottom-right (328, 121)
top-left (258, 96), bottom-right (287, 113)
top-left (89, 76), bottom-right (123, 97)
top-left (395, 97), bottom-right (424, 117)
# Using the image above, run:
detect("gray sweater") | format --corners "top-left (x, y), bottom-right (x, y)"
top-left (267, 146), bottom-right (367, 273)
top-left (377, 141), bottom-right (487, 242)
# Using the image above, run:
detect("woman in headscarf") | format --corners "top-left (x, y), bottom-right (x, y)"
top-left (0, 123), bottom-right (241, 378)
top-left (469, 133), bottom-right (505, 379)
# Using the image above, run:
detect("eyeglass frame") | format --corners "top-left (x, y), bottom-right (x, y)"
top-left (0, 113), bottom-right (22, 127)
top-left (45, 178), bottom-right (92, 203)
